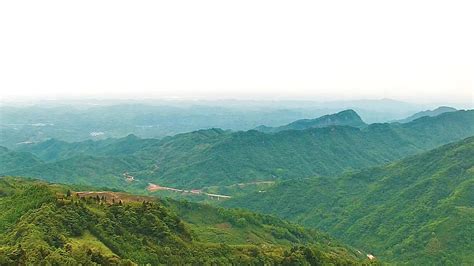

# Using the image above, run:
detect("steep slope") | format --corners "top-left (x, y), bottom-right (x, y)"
top-left (5, 110), bottom-right (474, 189)
top-left (396, 106), bottom-right (457, 123)
top-left (0, 177), bottom-right (368, 264)
top-left (255, 109), bottom-right (366, 133)
top-left (223, 136), bottom-right (474, 264)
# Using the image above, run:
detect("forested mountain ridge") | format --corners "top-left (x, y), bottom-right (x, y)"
top-left (396, 106), bottom-right (457, 123)
top-left (223, 136), bottom-right (474, 264)
top-left (15, 134), bottom-right (157, 162)
top-left (0, 100), bottom-right (425, 148)
top-left (3, 110), bottom-right (474, 189)
top-left (255, 109), bottom-right (367, 133)
top-left (0, 177), bottom-right (370, 264)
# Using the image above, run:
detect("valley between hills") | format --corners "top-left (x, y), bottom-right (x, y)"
top-left (1, 105), bottom-right (473, 265)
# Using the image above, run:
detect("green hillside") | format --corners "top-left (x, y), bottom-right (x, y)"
top-left (3, 155), bottom-right (150, 189)
top-left (223, 136), bottom-right (474, 264)
top-left (0, 177), bottom-right (369, 265)
top-left (0, 147), bottom-right (43, 173)
top-left (255, 109), bottom-right (367, 133)
top-left (4, 110), bottom-right (474, 190)
top-left (15, 134), bottom-right (157, 162)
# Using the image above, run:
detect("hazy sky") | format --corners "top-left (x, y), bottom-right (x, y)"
top-left (1, 0), bottom-right (473, 104)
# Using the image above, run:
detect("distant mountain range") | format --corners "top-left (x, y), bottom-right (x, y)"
top-left (2, 109), bottom-right (474, 189)
top-left (0, 99), bottom-right (443, 148)
top-left (255, 109), bottom-right (367, 133)
top-left (223, 136), bottom-right (474, 264)
top-left (396, 106), bottom-right (457, 123)
top-left (0, 146), bottom-right (42, 173)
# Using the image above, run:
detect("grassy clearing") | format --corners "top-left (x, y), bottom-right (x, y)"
top-left (69, 231), bottom-right (115, 257)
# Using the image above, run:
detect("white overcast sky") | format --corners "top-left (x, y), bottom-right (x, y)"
top-left (0, 0), bottom-right (473, 104)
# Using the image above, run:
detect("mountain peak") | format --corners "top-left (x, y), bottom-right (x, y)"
top-left (256, 109), bottom-right (366, 133)
top-left (433, 106), bottom-right (457, 112)
top-left (397, 106), bottom-right (457, 123)
top-left (333, 109), bottom-right (362, 120)
top-left (124, 133), bottom-right (139, 139)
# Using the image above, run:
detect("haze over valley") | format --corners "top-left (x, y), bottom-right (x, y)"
top-left (1, 0), bottom-right (473, 264)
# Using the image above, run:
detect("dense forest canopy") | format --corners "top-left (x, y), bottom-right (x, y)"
top-left (0, 99), bottom-right (427, 148)
top-left (224, 136), bottom-right (474, 264)
top-left (0, 177), bottom-right (370, 265)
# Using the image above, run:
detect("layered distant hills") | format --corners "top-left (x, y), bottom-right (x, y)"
top-left (224, 136), bottom-right (474, 264)
top-left (3, 109), bottom-right (473, 189)
top-left (0, 177), bottom-right (366, 264)
top-left (0, 99), bottom-right (426, 148)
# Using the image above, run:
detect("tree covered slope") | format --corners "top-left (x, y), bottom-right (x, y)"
top-left (4, 110), bottom-right (474, 189)
top-left (223, 136), bottom-right (474, 264)
top-left (0, 146), bottom-right (43, 173)
top-left (0, 177), bottom-right (369, 265)
top-left (3, 155), bottom-right (150, 188)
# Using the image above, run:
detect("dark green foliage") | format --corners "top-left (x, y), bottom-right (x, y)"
top-left (0, 177), bottom-right (368, 264)
top-left (224, 136), bottom-right (474, 264)
top-left (0, 179), bottom-right (56, 233)
top-left (165, 198), bottom-right (337, 246)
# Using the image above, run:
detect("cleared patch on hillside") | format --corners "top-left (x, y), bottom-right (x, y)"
top-left (69, 231), bottom-right (116, 257)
